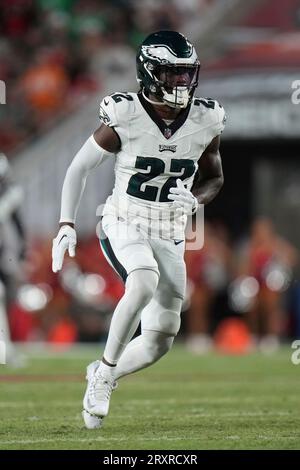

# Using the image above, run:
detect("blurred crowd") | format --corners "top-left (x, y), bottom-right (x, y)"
top-left (185, 218), bottom-right (299, 355)
top-left (0, 0), bottom-right (213, 154)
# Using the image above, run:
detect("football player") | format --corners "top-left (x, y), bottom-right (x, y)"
top-left (0, 153), bottom-right (25, 366)
top-left (52, 31), bottom-right (226, 429)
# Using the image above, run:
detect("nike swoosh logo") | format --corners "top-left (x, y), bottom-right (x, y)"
top-left (104, 99), bottom-right (109, 106)
top-left (58, 234), bottom-right (67, 244)
top-left (174, 240), bottom-right (184, 246)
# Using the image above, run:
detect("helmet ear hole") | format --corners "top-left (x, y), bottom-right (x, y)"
top-left (147, 63), bottom-right (155, 71)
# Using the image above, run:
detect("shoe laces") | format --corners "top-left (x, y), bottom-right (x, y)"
top-left (89, 372), bottom-right (115, 401)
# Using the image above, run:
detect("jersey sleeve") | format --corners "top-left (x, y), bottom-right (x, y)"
top-left (98, 93), bottom-right (134, 149)
top-left (213, 101), bottom-right (226, 136)
top-left (99, 95), bottom-right (118, 128)
top-left (196, 97), bottom-right (227, 141)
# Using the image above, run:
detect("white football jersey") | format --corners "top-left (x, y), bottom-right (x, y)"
top-left (99, 92), bottom-right (226, 239)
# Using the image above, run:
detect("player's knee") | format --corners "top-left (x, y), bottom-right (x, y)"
top-left (126, 269), bottom-right (159, 307)
top-left (143, 331), bottom-right (174, 364)
top-left (158, 310), bottom-right (181, 336)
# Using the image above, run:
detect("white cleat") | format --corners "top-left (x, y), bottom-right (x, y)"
top-left (82, 360), bottom-right (117, 428)
top-left (82, 409), bottom-right (103, 430)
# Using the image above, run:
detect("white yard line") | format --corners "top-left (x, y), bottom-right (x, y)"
top-left (0, 434), bottom-right (298, 447)
top-left (2, 397), bottom-right (300, 405)
top-left (0, 398), bottom-right (297, 409)
top-left (3, 411), bottom-right (292, 421)
top-left (0, 436), bottom-right (192, 446)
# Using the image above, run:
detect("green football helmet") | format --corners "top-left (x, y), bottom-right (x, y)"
top-left (136, 31), bottom-right (200, 109)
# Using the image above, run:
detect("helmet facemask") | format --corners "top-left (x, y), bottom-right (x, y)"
top-left (150, 63), bottom-right (200, 109)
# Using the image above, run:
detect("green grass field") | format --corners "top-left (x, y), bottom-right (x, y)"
top-left (0, 343), bottom-right (299, 450)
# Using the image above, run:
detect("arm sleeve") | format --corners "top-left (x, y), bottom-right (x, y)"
top-left (59, 135), bottom-right (115, 224)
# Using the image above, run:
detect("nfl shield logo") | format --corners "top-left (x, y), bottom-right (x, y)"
top-left (164, 128), bottom-right (172, 139)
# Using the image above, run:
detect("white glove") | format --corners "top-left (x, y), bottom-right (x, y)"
top-left (52, 225), bottom-right (77, 273)
top-left (168, 179), bottom-right (199, 215)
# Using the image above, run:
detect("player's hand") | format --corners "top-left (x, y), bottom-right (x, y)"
top-left (168, 179), bottom-right (198, 215)
top-left (52, 225), bottom-right (77, 273)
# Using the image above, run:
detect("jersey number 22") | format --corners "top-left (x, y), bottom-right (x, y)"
top-left (127, 156), bottom-right (195, 202)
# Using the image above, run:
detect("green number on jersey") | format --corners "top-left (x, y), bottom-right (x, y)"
top-left (127, 157), bottom-right (164, 201)
top-left (110, 93), bottom-right (133, 104)
top-left (127, 157), bottom-right (196, 202)
top-left (194, 98), bottom-right (216, 109)
top-left (160, 159), bottom-right (196, 202)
